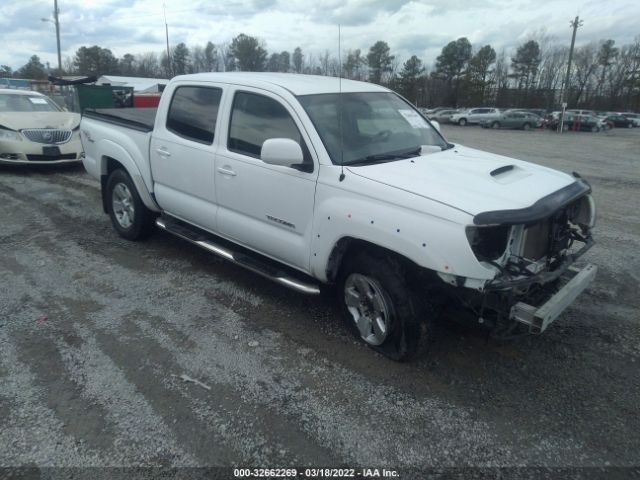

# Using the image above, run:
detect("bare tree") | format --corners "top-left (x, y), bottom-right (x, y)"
top-left (571, 43), bottom-right (598, 106)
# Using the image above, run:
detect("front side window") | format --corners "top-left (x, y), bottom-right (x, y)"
top-left (0, 94), bottom-right (60, 112)
top-left (298, 92), bottom-right (447, 166)
top-left (166, 86), bottom-right (222, 144)
top-left (228, 91), bottom-right (306, 159)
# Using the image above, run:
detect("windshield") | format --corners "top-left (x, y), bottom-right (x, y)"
top-left (298, 92), bottom-right (448, 165)
top-left (0, 93), bottom-right (61, 113)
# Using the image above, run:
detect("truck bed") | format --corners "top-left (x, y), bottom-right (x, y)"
top-left (83, 108), bottom-right (157, 133)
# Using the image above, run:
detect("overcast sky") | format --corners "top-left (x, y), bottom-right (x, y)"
top-left (1, 0), bottom-right (639, 71)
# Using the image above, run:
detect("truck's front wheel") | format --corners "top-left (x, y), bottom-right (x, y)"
top-left (338, 251), bottom-right (429, 361)
top-left (106, 169), bottom-right (155, 240)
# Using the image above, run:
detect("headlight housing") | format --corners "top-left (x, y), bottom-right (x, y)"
top-left (569, 194), bottom-right (596, 231)
top-left (466, 225), bottom-right (511, 261)
top-left (0, 129), bottom-right (21, 141)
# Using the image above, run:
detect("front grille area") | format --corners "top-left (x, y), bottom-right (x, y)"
top-left (522, 220), bottom-right (551, 260)
top-left (21, 129), bottom-right (72, 144)
top-left (522, 198), bottom-right (583, 262)
top-left (26, 153), bottom-right (77, 161)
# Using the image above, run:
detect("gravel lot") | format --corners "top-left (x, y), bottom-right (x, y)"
top-left (1, 126), bottom-right (639, 474)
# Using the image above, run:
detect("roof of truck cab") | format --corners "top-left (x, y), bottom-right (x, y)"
top-left (174, 72), bottom-right (390, 96)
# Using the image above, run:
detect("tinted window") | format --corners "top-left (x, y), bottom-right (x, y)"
top-left (166, 86), bottom-right (221, 144)
top-left (228, 91), bottom-right (305, 158)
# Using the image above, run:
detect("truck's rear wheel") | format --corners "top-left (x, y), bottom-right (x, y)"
top-left (106, 169), bottom-right (155, 240)
top-left (338, 251), bottom-right (429, 361)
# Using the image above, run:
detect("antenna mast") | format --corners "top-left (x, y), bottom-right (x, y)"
top-left (338, 25), bottom-right (345, 182)
top-left (164, 3), bottom-right (172, 77)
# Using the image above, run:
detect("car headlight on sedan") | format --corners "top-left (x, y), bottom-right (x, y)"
top-left (0, 129), bottom-right (21, 141)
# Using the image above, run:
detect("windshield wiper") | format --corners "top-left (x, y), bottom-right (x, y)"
top-left (348, 147), bottom-right (422, 166)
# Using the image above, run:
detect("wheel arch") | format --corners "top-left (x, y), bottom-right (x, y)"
top-left (97, 141), bottom-right (160, 213)
top-left (325, 236), bottom-right (439, 286)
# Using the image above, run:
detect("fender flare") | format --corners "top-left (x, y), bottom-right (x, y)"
top-left (98, 139), bottom-right (160, 213)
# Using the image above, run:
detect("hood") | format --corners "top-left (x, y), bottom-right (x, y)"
top-left (0, 112), bottom-right (81, 131)
top-left (346, 145), bottom-right (575, 217)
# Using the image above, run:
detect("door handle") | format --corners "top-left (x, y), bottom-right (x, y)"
top-left (155, 147), bottom-right (171, 157)
top-left (217, 166), bottom-right (237, 176)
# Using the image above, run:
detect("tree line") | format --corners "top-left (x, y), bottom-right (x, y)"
top-left (3, 31), bottom-right (640, 111)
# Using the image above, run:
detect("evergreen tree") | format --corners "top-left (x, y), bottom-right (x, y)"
top-left (229, 34), bottom-right (267, 71)
top-left (367, 41), bottom-right (394, 85)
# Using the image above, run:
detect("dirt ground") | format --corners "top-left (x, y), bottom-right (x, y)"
top-left (0, 125), bottom-right (639, 474)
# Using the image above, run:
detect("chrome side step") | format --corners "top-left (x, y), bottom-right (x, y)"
top-left (155, 217), bottom-right (321, 295)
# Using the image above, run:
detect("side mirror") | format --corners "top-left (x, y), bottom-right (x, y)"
top-left (261, 138), bottom-right (304, 167)
top-left (431, 120), bottom-right (441, 132)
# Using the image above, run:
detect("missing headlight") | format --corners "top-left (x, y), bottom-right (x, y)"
top-left (466, 225), bottom-right (511, 261)
top-left (569, 194), bottom-right (596, 230)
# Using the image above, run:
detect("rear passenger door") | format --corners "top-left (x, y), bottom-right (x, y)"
top-left (150, 83), bottom-right (223, 232)
top-left (214, 88), bottom-right (319, 271)
top-left (469, 108), bottom-right (488, 123)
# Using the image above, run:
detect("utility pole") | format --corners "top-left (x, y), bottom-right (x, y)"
top-left (54, 0), bottom-right (62, 74)
top-left (559, 15), bottom-right (583, 132)
top-left (164, 3), bottom-right (172, 77)
top-left (42, 1), bottom-right (62, 75)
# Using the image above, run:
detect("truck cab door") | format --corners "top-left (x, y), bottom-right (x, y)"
top-left (149, 83), bottom-right (223, 232)
top-left (214, 88), bottom-right (319, 272)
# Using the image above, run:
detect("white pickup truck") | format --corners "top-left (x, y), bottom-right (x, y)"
top-left (80, 72), bottom-right (597, 360)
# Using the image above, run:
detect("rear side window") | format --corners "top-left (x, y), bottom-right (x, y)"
top-left (166, 86), bottom-right (222, 144)
top-left (228, 91), bottom-right (309, 162)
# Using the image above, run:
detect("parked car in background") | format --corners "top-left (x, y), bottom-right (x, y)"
top-left (424, 107), bottom-right (454, 116)
top-left (505, 108), bottom-right (547, 118)
top-left (544, 113), bottom-right (602, 132)
top-left (480, 111), bottom-right (542, 130)
top-left (0, 90), bottom-right (83, 165)
top-left (568, 109), bottom-right (598, 117)
top-left (525, 108), bottom-right (547, 118)
top-left (595, 116), bottom-right (612, 131)
top-left (429, 109), bottom-right (459, 124)
top-left (450, 108), bottom-right (501, 126)
top-left (621, 112), bottom-right (640, 127)
top-left (606, 114), bottom-right (635, 128)
top-left (566, 114), bottom-right (602, 132)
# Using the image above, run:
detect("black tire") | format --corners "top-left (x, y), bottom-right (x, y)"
top-left (337, 250), bottom-right (433, 361)
top-left (106, 169), bottom-right (155, 241)
top-left (458, 118), bottom-right (467, 126)
top-left (491, 121), bottom-right (500, 129)
top-left (522, 123), bottom-right (531, 131)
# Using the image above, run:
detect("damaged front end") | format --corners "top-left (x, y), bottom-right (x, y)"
top-left (458, 178), bottom-right (597, 337)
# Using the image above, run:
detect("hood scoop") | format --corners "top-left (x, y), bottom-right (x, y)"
top-left (491, 165), bottom-right (514, 176)
top-left (490, 164), bottom-right (531, 184)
